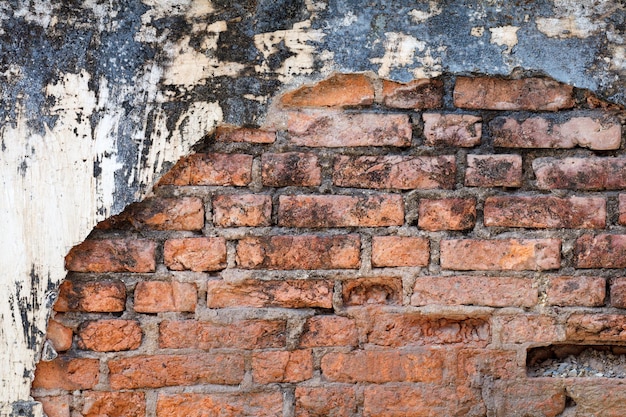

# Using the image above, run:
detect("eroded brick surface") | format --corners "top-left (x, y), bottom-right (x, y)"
top-left (380, 78), bottom-right (444, 109)
top-left (423, 113), bottom-right (482, 147)
top-left (371, 236), bottom-right (429, 267)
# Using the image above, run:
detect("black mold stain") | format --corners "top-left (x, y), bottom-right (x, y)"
top-left (254, 0), bottom-right (309, 33)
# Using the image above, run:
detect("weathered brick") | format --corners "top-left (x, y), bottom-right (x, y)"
top-left (380, 78), bottom-right (444, 109)
top-left (46, 320), bottom-right (73, 352)
top-left (54, 279), bottom-right (126, 313)
top-left (77, 320), bottom-right (142, 352)
top-left (213, 194), bottom-right (272, 227)
top-left (457, 349), bottom-right (522, 382)
top-left (252, 349), bottom-right (313, 383)
top-left (295, 386), bottom-right (357, 417)
top-left (418, 198), bottom-right (476, 231)
top-left (533, 157), bottom-right (626, 190)
top-left (566, 380), bottom-right (626, 417)
top-left (499, 315), bottom-right (562, 344)
top-left (215, 125), bottom-right (275, 143)
top-left (287, 111), bottom-right (411, 147)
top-left (440, 239), bottom-right (561, 271)
top-left (611, 278), bottom-right (626, 308)
top-left (164, 237), bottom-right (226, 272)
top-left (484, 196), bottom-right (606, 229)
top-left (299, 316), bottom-right (359, 348)
top-left (109, 353), bottom-right (244, 389)
top-left (465, 154), bottom-right (522, 187)
top-left (492, 380), bottom-right (566, 417)
top-left (411, 276), bottom-right (537, 307)
top-left (321, 350), bottom-right (444, 383)
top-left (575, 234), bottom-right (626, 268)
top-left (491, 115), bottom-right (622, 150)
top-left (546, 276), bottom-right (606, 307)
top-left (423, 113), bottom-right (482, 147)
top-left (261, 152), bottom-right (322, 187)
top-left (236, 235), bottom-right (360, 270)
top-left (65, 239), bottom-right (156, 273)
top-left (281, 73), bottom-right (374, 107)
top-left (82, 392), bottom-right (145, 417)
top-left (363, 385), bottom-right (455, 417)
top-left (156, 393), bottom-right (283, 417)
top-left (566, 314), bottom-right (626, 342)
top-left (32, 357), bottom-right (99, 390)
top-left (620, 194), bottom-right (626, 225)
top-left (134, 281), bottom-right (197, 313)
top-left (371, 236), bottom-right (429, 267)
top-left (278, 194), bottom-right (404, 227)
top-left (159, 319), bottom-right (286, 349)
top-left (333, 155), bottom-right (456, 189)
top-left (34, 396), bottom-right (70, 417)
top-left (158, 153), bottom-right (253, 186)
top-left (454, 77), bottom-right (575, 111)
top-left (342, 277), bottom-right (403, 306)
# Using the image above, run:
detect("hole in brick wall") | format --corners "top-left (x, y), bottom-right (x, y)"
top-left (527, 345), bottom-right (626, 378)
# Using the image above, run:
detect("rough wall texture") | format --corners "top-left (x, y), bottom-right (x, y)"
top-left (31, 74), bottom-right (626, 416)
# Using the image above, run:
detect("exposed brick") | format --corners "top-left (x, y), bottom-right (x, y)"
top-left (418, 198), bottom-right (476, 231)
top-left (164, 237), bottom-right (226, 272)
top-left (213, 194), bottom-right (272, 227)
top-left (440, 239), bottom-right (561, 271)
top-left (215, 125), bottom-right (275, 143)
top-left (54, 279), bottom-right (126, 313)
top-left (620, 194), bottom-right (626, 225)
top-left (321, 350), bottom-right (444, 383)
top-left (261, 152), bottom-right (322, 187)
top-left (34, 396), bottom-right (70, 417)
top-left (236, 235), bottom-right (360, 270)
top-left (252, 349), bottom-right (313, 383)
top-left (278, 194), bottom-right (404, 227)
top-left (380, 78), bottom-right (444, 109)
top-left (546, 276), bottom-right (606, 307)
top-left (333, 155), bottom-right (456, 190)
top-left (156, 393), bottom-right (283, 417)
top-left (77, 320), bottom-right (142, 352)
top-left (411, 276), bottom-right (537, 307)
top-left (342, 277), bottom-right (402, 306)
top-left (611, 278), bottom-right (626, 308)
top-left (492, 380), bottom-right (566, 417)
top-left (158, 153), bottom-right (253, 186)
top-left (65, 239), bottom-right (156, 273)
top-left (82, 392), bottom-right (145, 417)
top-left (46, 320), bottom-right (73, 352)
top-left (566, 380), bottom-right (626, 417)
top-left (281, 73), bottom-right (374, 107)
top-left (454, 77), bottom-right (575, 111)
top-left (567, 314), bottom-right (626, 342)
top-left (423, 113), bottom-right (482, 147)
top-left (363, 385), bottom-right (455, 417)
top-left (533, 157), bottom-right (626, 190)
top-left (287, 111), bottom-right (411, 147)
top-left (159, 319), bottom-right (286, 350)
top-left (491, 115), bottom-right (622, 150)
top-left (371, 236), bottom-right (429, 267)
top-left (299, 316), bottom-right (359, 348)
top-left (32, 357), bottom-right (99, 390)
top-left (295, 386), bottom-right (358, 417)
top-left (484, 196), bottom-right (606, 229)
top-left (134, 281), bottom-right (197, 313)
top-left (499, 315), bottom-right (562, 344)
top-left (575, 234), bottom-right (626, 268)
top-left (457, 349), bottom-right (522, 382)
top-left (465, 154), bottom-right (522, 187)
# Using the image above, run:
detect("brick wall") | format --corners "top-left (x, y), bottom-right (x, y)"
top-left (32, 74), bottom-right (626, 416)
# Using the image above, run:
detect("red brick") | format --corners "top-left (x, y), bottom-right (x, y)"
top-left (454, 77), bottom-right (574, 111)
top-left (82, 392), bottom-right (145, 417)
top-left (32, 357), bottom-right (99, 390)
top-left (457, 349), bottom-right (522, 382)
top-left (109, 353), bottom-right (244, 389)
top-left (46, 320), bottom-right (73, 352)
top-left (484, 196), bottom-right (606, 229)
top-left (158, 153), bottom-right (253, 186)
top-left (77, 320), bottom-right (142, 352)
top-left (423, 113), bottom-right (482, 147)
top-left (54, 279), bottom-right (126, 313)
top-left (620, 194), bottom-right (626, 225)
top-left (215, 125), bottom-right (275, 143)
top-left (342, 277), bottom-right (403, 306)
top-left (295, 386), bottom-right (357, 417)
top-left (65, 239), bottom-right (156, 273)
top-left (278, 194), bottom-right (404, 227)
top-left (371, 236), bottom-right (429, 267)
top-left (157, 393), bottom-right (283, 417)
top-left (164, 237), bottom-right (226, 272)
top-left (159, 319), bottom-right (286, 349)
top-left (546, 276), bottom-right (606, 307)
top-left (611, 278), bottom-right (626, 308)
top-left (134, 281), bottom-right (197, 313)
top-left (321, 350), bottom-right (444, 383)
top-left (575, 234), bottom-right (626, 268)
top-left (333, 155), bottom-right (456, 189)
top-left (491, 115), bottom-right (622, 150)
top-left (418, 198), bottom-right (476, 231)
top-left (287, 111), bottom-right (411, 147)
top-left (567, 314), bottom-right (626, 342)
top-left (566, 380), bottom-right (626, 417)
top-left (465, 154), bottom-right (522, 187)
top-left (95, 197), bottom-right (204, 231)
top-left (492, 380), bottom-right (566, 417)
top-left (252, 349), bottom-right (313, 383)
top-left (281, 73), bottom-right (374, 107)
top-left (440, 238), bottom-right (561, 271)
top-left (299, 315), bottom-right (359, 348)
top-left (261, 152), bottom-right (321, 187)
top-left (411, 276), bottom-right (537, 307)
top-left (499, 315), bottom-right (562, 344)
top-left (380, 78), bottom-right (444, 109)
top-left (213, 194), bottom-right (272, 227)
top-left (236, 235), bottom-right (360, 270)
top-left (34, 396), bottom-right (70, 417)
top-left (533, 157), bottom-right (626, 190)
top-left (363, 385), bottom-right (456, 417)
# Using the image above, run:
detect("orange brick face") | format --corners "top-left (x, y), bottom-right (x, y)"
top-left (371, 236), bottom-right (429, 267)
top-left (77, 319), bottom-right (142, 352)
top-left (163, 237), bottom-right (226, 272)
top-left (65, 239), bottom-right (156, 273)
